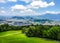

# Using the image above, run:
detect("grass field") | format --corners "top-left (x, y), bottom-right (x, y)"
top-left (0, 30), bottom-right (59, 43)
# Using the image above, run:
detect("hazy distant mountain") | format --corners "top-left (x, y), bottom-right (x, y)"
top-left (12, 16), bottom-right (34, 20)
top-left (11, 14), bottom-right (60, 21)
top-left (0, 14), bottom-right (60, 21)
top-left (0, 14), bottom-right (60, 25)
top-left (12, 16), bottom-right (24, 19)
top-left (11, 16), bottom-right (54, 23)
top-left (38, 14), bottom-right (60, 21)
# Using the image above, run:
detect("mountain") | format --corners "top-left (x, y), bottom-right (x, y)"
top-left (12, 16), bottom-right (34, 20)
top-left (12, 16), bottom-right (24, 19)
top-left (38, 14), bottom-right (60, 21)
top-left (10, 14), bottom-right (60, 24)
top-left (12, 14), bottom-right (60, 21)
top-left (0, 14), bottom-right (60, 25)
top-left (0, 13), bottom-right (60, 21)
top-left (11, 16), bottom-right (54, 24)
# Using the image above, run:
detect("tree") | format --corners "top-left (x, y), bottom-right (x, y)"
top-left (48, 26), bottom-right (60, 40)
top-left (26, 26), bottom-right (35, 37)
top-left (22, 27), bottom-right (29, 33)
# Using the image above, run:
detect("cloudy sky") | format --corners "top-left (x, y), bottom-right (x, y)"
top-left (0, 0), bottom-right (60, 16)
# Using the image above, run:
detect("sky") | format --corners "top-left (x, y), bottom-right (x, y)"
top-left (0, 0), bottom-right (60, 16)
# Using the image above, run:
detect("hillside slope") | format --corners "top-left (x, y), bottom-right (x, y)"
top-left (0, 30), bottom-right (59, 43)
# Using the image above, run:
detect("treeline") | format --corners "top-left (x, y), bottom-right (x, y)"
top-left (22, 25), bottom-right (60, 41)
top-left (0, 24), bottom-right (22, 32)
top-left (0, 24), bottom-right (60, 40)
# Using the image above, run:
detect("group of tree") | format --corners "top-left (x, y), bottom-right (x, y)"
top-left (22, 24), bottom-right (60, 41)
top-left (0, 24), bottom-right (23, 32)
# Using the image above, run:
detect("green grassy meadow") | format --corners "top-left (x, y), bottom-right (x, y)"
top-left (0, 30), bottom-right (59, 43)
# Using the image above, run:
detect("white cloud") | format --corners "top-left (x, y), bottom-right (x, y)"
top-left (19, 9), bottom-right (33, 13)
top-left (19, 0), bottom-right (31, 3)
top-left (8, 0), bottom-right (17, 2)
top-left (19, 0), bottom-right (42, 3)
top-left (42, 11), bottom-right (60, 14)
top-left (19, 0), bottom-right (55, 9)
top-left (1, 0), bottom-right (55, 16)
top-left (18, 10), bottom-right (40, 16)
top-left (0, 10), bottom-right (9, 16)
top-left (0, 10), bottom-right (6, 14)
top-left (28, 0), bottom-right (55, 9)
top-left (0, 0), bottom-right (17, 3)
top-left (49, 2), bottom-right (55, 6)
top-left (0, 0), bottom-right (5, 3)
top-left (11, 5), bottom-right (27, 10)
top-left (10, 5), bottom-right (40, 16)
